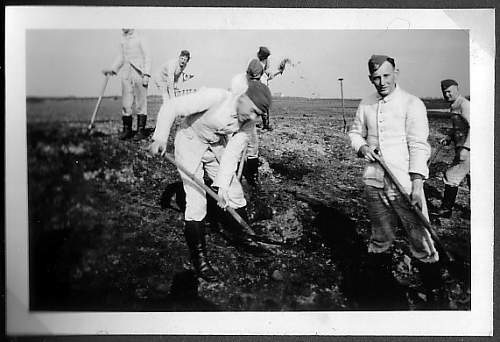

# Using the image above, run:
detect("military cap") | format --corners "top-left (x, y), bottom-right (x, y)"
top-left (440, 79), bottom-right (459, 90)
top-left (258, 46), bottom-right (271, 59)
top-left (368, 54), bottom-right (395, 74)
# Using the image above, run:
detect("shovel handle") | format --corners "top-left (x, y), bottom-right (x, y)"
top-left (372, 151), bottom-right (454, 262)
top-left (163, 153), bottom-right (253, 232)
top-left (88, 75), bottom-right (110, 131)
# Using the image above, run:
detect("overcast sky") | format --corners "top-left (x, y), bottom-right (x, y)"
top-left (26, 29), bottom-right (469, 99)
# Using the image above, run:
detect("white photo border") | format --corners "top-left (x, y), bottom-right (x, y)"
top-left (5, 6), bottom-right (495, 336)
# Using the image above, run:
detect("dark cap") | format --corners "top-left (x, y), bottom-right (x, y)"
top-left (246, 80), bottom-right (272, 114)
top-left (180, 50), bottom-right (191, 60)
top-left (440, 79), bottom-right (458, 90)
top-left (258, 46), bottom-right (271, 59)
top-left (368, 54), bottom-right (395, 74)
top-left (246, 59), bottom-right (264, 80)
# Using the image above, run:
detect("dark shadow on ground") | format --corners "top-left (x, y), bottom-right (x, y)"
top-left (137, 270), bottom-right (218, 311)
top-left (308, 200), bottom-right (409, 310)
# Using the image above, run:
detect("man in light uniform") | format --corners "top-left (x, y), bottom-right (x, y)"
top-left (243, 47), bottom-right (284, 189)
top-left (149, 74), bottom-right (272, 281)
top-left (434, 79), bottom-right (470, 218)
top-left (348, 55), bottom-right (444, 306)
top-left (103, 29), bottom-right (152, 141)
top-left (155, 50), bottom-right (194, 103)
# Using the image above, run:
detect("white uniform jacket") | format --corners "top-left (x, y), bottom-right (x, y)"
top-left (152, 82), bottom-right (254, 190)
top-left (348, 86), bottom-right (431, 194)
top-left (156, 58), bottom-right (191, 89)
top-left (111, 31), bottom-right (151, 77)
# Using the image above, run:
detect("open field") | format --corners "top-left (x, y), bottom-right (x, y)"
top-left (26, 96), bottom-right (470, 311)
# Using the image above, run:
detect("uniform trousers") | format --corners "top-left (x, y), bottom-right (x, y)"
top-left (365, 185), bottom-right (438, 263)
top-left (121, 65), bottom-right (148, 116)
top-left (444, 148), bottom-right (470, 187)
top-left (175, 128), bottom-right (246, 221)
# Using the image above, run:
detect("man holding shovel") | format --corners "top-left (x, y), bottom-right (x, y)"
top-left (348, 55), bottom-right (445, 307)
top-left (102, 29), bottom-right (151, 141)
top-left (149, 74), bottom-right (272, 281)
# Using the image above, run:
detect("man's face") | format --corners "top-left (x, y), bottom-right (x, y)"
top-left (122, 29), bottom-right (134, 35)
top-left (179, 56), bottom-right (189, 68)
top-left (442, 85), bottom-right (459, 103)
top-left (369, 61), bottom-right (397, 97)
top-left (236, 95), bottom-right (263, 123)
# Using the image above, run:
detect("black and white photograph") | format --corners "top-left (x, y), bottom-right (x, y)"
top-left (5, 6), bottom-right (495, 336)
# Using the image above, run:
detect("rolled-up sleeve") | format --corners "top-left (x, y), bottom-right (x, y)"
top-left (406, 97), bottom-right (431, 178)
top-left (348, 104), bottom-right (368, 153)
top-left (152, 88), bottom-right (227, 142)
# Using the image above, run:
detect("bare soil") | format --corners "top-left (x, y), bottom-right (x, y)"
top-left (27, 96), bottom-right (470, 311)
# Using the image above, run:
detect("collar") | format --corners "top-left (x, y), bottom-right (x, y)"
top-left (376, 84), bottom-right (400, 103)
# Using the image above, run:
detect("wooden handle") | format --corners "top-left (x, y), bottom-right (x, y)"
top-left (88, 75), bottom-right (110, 131)
top-left (373, 152), bottom-right (454, 262)
top-left (163, 153), bottom-right (254, 233)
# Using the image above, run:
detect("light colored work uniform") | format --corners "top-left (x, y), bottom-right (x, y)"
top-left (152, 86), bottom-right (254, 221)
top-left (245, 57), bottom-right (280, 159)
top-left (110, 31), bottom-right (151, 117)
top-left (349, 86), bottom-right (438, 262)
top-left (444, 95), bottom-right (470, 187)
top-left (156, 58), bottom-right (193, 103)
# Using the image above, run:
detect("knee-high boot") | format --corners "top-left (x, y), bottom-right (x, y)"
top-left (119, 115), bottom-right (134, 140)
top-left (184, 221), bottom-right (217, 281)
top-left (134, 114), bottom-right (149, 141)
top-left (436, 185), bottom-right (459, 218)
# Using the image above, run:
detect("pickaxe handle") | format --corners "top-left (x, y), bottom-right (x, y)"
top-left (237, 146), bottom-right (248, 181)
top-left (88, 74), bottom-right (110, 131)
top-left (372, 152), bottom-right (454, 262)
top-left (163, 153), bottom-right (253, 233)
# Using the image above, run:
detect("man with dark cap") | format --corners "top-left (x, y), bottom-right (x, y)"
top-left (103, 29), bottom-right (152, 141)
top-left (156, 50), bottom-right (194, 103)
top-left (348, 55), bottom-right (446, 307)
top-left (434, 79), bottom-right (470, 218)
top-left (149, 73), bottom-right (272, 281)
top-left (243, 46), bottom-right (286, 191)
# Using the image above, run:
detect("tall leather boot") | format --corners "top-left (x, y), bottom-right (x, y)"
top-left (184, 221), bottom-right (217, 282)
top-left (436, 185), bottom-right (459, 218)
top-left (243, 157), bottom-right (260, 190)
top-left (261, 112), bottom-right (273, 131)
top-left (119, 115), bottom-right (134, 140)
top-left (417, 261), bottom-right (448, 309)
top-left (133, 114), bottom-right (149, 141)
